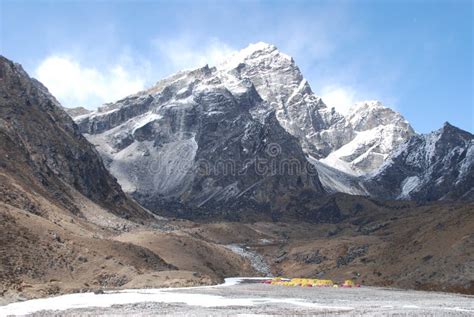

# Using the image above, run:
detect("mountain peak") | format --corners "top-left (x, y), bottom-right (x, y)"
top-left (218, 42), bottom-right (292, 70)
top-left (347, 100), bottom-right (406, 125)
top-left (433, 121), bottom-right (473, 141)
top-left (350, 100), bottom-right (385, 112)
top-left (242, 41), bottom-right (276, 53)
top-left (441, 121), bottom-right (459, 132)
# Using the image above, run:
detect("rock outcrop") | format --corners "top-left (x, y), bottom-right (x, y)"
top-left (0, 55), bottom-right (149, 220)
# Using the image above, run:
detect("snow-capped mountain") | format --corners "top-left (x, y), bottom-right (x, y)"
top-left (72, 42), bottom-right (472, 206)
top-left (75, 58), bottom-right (326, 220)
top-left (365, 122), bottom-right (473, 201)
top-left (216, 43), bottom-right (353, 160)
top-left (321, 101), bottom-right (415, 176)
top-left (214, 43), bottom-right (415, 176)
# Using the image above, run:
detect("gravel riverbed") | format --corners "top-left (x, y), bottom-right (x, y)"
top-left (1, 278), bottom-right (473, 316)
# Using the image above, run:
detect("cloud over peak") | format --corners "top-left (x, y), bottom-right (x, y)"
top-left (35, 55), bottom-right (146, 109)
top-left (320, 85), bottom-right (357, 114)
top-left (153, 37), bottom-right (237, 71)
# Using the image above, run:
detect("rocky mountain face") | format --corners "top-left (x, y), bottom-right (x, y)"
top-left (73, 42), bottom-right (472, 207)
top-left (365, 123), bottom-right (473, 201)
top-left (215, 43), bottom-right (415, 176)
top-left (63, 106), bottom-right (91, 117)
top-left (0, 55), bottom-right (149, 220)
top-left (75, 61), bottom-right (325, 221)
top-left (211, 43), bottom-right (471, 200)
top-left (217, 43), bottom-right (352, 159)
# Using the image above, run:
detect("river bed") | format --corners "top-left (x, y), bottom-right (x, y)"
top-left (1, 278), bottom-right (473, 316)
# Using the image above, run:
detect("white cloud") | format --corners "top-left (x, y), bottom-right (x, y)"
top-left (320, 85), bottom-right (357, 114)
top-left (153, 37), bottom-right (237, 71)
top-left (35, 55), bottom-right (146, 109)
top-left (33, 38), bottom-right (235, 110)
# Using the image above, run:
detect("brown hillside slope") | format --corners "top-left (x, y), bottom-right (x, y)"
top-left (183, 196), bottom-right (474, 294)
top-left (0, 57), bottom-right (256, 303)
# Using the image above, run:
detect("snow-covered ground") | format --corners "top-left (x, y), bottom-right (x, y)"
top-left (0, 278), bottom-right (269, 316)
top-left (1, 278), bottom-right (473, 316)
top-left (307, 156), bottom-right (369, 195)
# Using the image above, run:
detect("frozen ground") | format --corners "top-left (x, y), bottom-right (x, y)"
top-left (1, 278), bottom-right (473, 316)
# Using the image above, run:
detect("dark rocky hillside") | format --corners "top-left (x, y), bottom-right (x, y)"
top-left (0, 56), bottom-right (149, 220)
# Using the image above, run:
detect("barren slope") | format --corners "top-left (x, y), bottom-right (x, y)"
top-left (0, 56), bottom-right (259, 303)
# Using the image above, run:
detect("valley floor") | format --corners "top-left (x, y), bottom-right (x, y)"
top-left (1, 278), bottom-right (473, 316)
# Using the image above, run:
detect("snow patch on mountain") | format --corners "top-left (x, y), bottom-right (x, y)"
top-left (308, 156), bottom-right (369, 195)
top-left (398, 176), bottom-right (421, 199)
top-left (320, 101), bottom-right (414, 176)
top-left (219, 42), bottom-right (292, 71)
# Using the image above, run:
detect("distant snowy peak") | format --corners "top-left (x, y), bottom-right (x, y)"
top-left (435, 121), bottom-right (472, 143)
top-left (347, 100), bottom-right (413, 132)
top-left (418, 122), bottom-right (473, 169)
top-left (218, 42), bottom-right (310, 104)
top-left (320, 100), bottom-right (415, 176)
top-left (366, 122), bottom-right (473, 201)
top-left (386, 122), bottom-right (472, 170)
top-left (216, 44), bottom-right (415, 177)
top-left (217, 42), bottom-right (351, 161)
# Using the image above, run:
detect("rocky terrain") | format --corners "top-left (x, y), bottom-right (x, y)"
top-left (63, 106), bottom-right (91, 118)
top-left (183, 196), bottom-right (474, 295)
top-left (0, 56), bottom-right (148, 220)
top-left (3, 279), bottom-right (474, 316)
top-left (216, 45), bottom-right (415, 175)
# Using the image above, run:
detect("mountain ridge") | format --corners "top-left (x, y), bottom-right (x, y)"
top-left (71, 42), bottom-right (472, 207)
top-left (74, 56), bottom-right (328, 220)
top-left (365, 121), bottom-right (473, 201)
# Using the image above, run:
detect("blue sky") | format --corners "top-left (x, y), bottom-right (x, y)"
top-left (1, 0), bottom-right (472, 133)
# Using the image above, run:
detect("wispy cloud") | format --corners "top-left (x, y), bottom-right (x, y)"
top-left (35, 55), bottom-right (148, 109)
top-left (320, 85), bottom-right (357, 114)
top-left (153, 36), bottom-right (237, 71)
